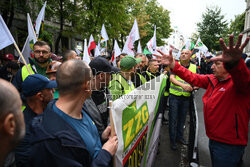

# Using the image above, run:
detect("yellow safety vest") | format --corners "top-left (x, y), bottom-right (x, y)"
top-left (110, 73), bottom-right (135, 95)
top-left (164, 74), bottom-right (169, 97)
top-left (169, 63), bottom-right (196, 97)
top-left (22, 105), bottom-right (26, 112)
top-left (137, 73), bottom-right (146, 85)
top-left (21, 64), bottom-right (35, 81)
top-left (146, 71), bottom-right (156, 81)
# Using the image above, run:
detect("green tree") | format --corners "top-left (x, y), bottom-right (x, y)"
top-left (228, 12), bottom-right (245, 37)
top-left (0, 0), bottom-right (30, 28)
top-left (22, 0), bottom-right (172, 53)
top-left (197, 6), bottom-right (228, 51)
top-left (125, 0), bottom-right (172, 49)
top-left (143, 0), bottom-right (172, 47)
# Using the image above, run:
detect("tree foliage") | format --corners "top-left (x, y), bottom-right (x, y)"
top-left (1, 0), bottom-right (172, 52)
top-left (197, 6), bottom-right (228, 51)
top-left (228, 12), bottom-right (245, 37)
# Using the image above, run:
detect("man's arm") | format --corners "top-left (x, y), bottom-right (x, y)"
top-left (170, 62), bottom-right (210, 89)
top-left (155, 34), bottom-right (250, 90)
top-left (226, 58), bottom-right (250, 94)
top-left (170, 74), bottom-right (193, 92)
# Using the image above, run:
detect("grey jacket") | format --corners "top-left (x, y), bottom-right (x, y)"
top-left (84, 97), bottom-right (109, 136)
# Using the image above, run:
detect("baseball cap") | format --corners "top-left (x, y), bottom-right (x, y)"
top-left (120, 56), bottom-right (142, 70)
top-left (3, 54), bottom-right (14, 60)
top-left (89, 56), bottom-right (119, 75)
top-left (206, 55), bottom-right (213, 59)
top-left (22, 74), bottom-right (57, 97)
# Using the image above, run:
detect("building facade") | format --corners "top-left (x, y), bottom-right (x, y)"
top-left (0, 1), bottom-right (82, 56)
top-left (243, 0), bottom-right (250, 55)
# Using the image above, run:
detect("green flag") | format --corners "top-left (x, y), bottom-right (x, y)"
top-left (143, 48), bottom-right (152, 55)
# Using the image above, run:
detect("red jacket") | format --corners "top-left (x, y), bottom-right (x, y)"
top-left (172, 58), bottom-right (250, 145)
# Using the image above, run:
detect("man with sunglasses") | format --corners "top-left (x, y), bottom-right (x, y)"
top-left (12, 41), bottom-right (52, 93)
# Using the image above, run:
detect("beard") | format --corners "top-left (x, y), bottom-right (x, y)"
top-left (34, 56), bottom-right (50, 64)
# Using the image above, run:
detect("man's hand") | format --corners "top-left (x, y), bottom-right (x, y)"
top-left (182, 84), bottom-right (193, 92)
top-left (102, 135), bottom-right (118, 156)
top-left (153, 49), bottom-right (176, 69)
top-left (101, 126), bottom-right (111, 141)
top-left (211, 34), bottom-right (249, 65)
top-left (193, 86), bottom-right (199, 90)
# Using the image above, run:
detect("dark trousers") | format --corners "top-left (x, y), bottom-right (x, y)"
top-left (209, 139), bottom-right (245, 167)
top-left (168, 94), bottom-right (190, 144)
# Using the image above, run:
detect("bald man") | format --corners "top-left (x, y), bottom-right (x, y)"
top-left (168, 49), bottom-right (197, 150)
top-left (62, 50), bottom-right (80, 62)
top-left (0, 79), bottom-right (25, 166)
top-left (28, 59), bottom-right (118, 166)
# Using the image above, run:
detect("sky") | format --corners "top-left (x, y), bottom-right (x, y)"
top-left (158, 0), bottom-right (246, 38)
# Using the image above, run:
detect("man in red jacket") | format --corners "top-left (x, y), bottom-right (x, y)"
top-left (156, 34), bottom-right (250, 167)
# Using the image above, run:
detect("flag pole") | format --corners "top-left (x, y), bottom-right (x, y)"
top-left (14, 43), bottom-right (32, 74)
top-left (109, 100), bottom-right (116, 167)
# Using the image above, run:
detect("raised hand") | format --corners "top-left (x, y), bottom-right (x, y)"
top-left (211, 34), bottom-right (250, 65)
top-left (153, 49), bottom-right (176, 69)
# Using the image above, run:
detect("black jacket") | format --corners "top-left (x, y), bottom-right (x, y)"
top-left (28, 101), bottom-right (112, 167)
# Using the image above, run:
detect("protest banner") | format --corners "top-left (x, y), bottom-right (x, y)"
top-left (111, 74), bottom-right (166, 167)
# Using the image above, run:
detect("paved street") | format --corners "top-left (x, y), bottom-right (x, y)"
top-left (154, 89), bottom-right (250, 167)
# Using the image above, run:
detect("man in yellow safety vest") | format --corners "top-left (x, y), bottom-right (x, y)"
top-left (12, 41), bottom-right (52, 93)
top-left (168, 49), bottom-right (197, 150)
top-left (109, 55), bottom-right (141, 101)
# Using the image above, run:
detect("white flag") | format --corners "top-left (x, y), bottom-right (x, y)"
top-left (20, 1), bottom-right (46, 63)
top-left (0, 15), bottom-right (15, 50)
top-left (27, 14), bottom-right (37, 44)
top-left (94, 47), bottom-right (101, 57)
top-left (83, 39), bottom-right (90, 64)
top-left (194, 37), bottom-right (208, 54)
top-left (100, 24), bottom-right (109, 43)
top-left (19, 14), bottom-right (37, 64)
top-left (97, 41), bottom-right (101, 49)
top-left (75, 48), bottom-right (81, 55)
top-left (137, 41), bottom-right (142, 54)
top-left (122, 18), bottom-right (140, 56)
top-left (35, 1), bottom-right (46, 37)
top-left (147, 25), bottom-right (156, 53)
top-left (112, 40), bottom-right (121, 67)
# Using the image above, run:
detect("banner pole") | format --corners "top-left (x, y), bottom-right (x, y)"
top-left (14, 42), bottom-right (32, 74)
top-left (109, 100), bottom-right (115, 137)
top-left (109, 100), bottom-right (116, 167)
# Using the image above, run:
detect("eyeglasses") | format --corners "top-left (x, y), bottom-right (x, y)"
top-left (34, 50), bottom-right (49, 54)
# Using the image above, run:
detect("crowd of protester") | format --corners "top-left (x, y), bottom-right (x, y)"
top-left (0, 34), bottom-right (249, 167)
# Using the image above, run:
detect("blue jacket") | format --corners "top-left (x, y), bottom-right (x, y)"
top-left (28, 101), bottom-right (112, 167)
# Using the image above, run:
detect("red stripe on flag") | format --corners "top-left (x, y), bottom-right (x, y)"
top-left (88, 41), bottom-right (96, 56)
top-left (111, 52), bottom-right (115, 62)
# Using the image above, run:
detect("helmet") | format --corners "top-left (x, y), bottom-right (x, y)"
top-left (3, 54), bottom-right (14, 60)
top-left (46, 61), bottom-right (61, 74)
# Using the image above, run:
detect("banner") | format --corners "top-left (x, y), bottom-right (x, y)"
top-left (0, 15), bottom-right (15, 50)
top-left (111, 75), bottom-right (166, 167)
top-left (112, 40), bottom-right (121, 66)
top-left (100, 24), bottom-right (109, 43)
top-left (122, 18), bottom-right (140, 56)
top-left (146, 25), bottom-right (156, 54)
